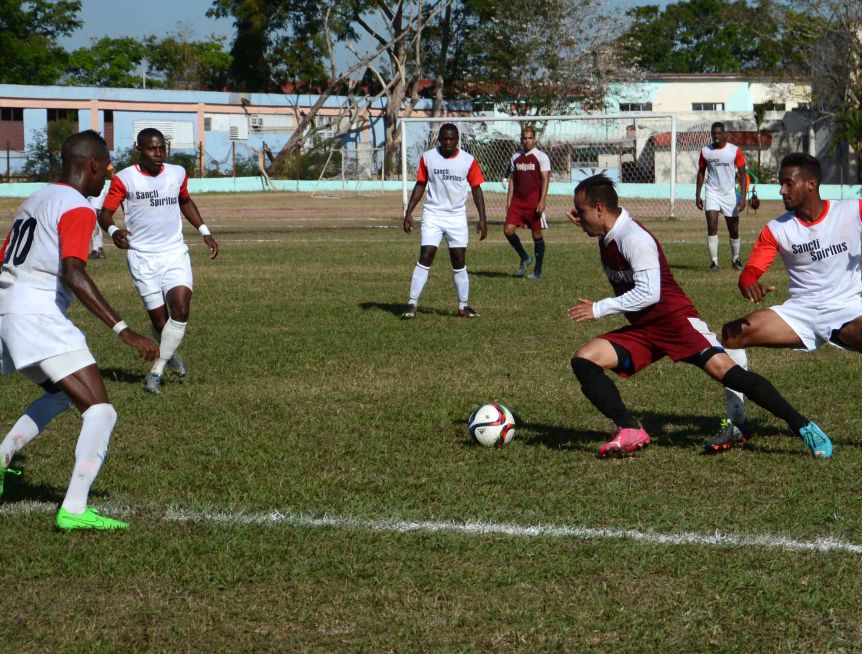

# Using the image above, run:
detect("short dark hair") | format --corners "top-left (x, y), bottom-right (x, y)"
top-left (439, 123), bottom-right (459, 137)
top-left (711, 122), bottom-right (725, 132)
top-left (137, 127), bottom-right (165, 145)
top-left (574, 173), bottom-right (619, 210)
top-left (780, 152), bottom-right (822, 184)
top-left (61, 130), bottom-right (108, 166)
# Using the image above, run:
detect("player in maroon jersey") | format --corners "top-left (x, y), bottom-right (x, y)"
top-left (567, 173), bottom-right (831, 458)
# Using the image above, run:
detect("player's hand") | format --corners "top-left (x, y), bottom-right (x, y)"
top-left (736, 199), bottom-right (746, 214)
top-left (204, 235), bottom-right (219, 260)
top-left (536, 199), bottom-right (546, 214)
top-left (119, 329), bottom-right (159, 361)
top-left (567, 209), bottom-right (579, 225)
top-left (695, 197), bottom-right (704, 211)
top-left (403, 214), bottom-right (413, 234)
top-left (477, 219), bottom-right (488, 241)
top-left (740, 282), bottom-right (776, 303)
top-left (111, 228), bottom-right (131, 249)
top-left (568, 298), bottom-right (595, 322)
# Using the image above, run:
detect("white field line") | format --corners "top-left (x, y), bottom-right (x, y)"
top-left (2, 500), bottom-right (860, 554)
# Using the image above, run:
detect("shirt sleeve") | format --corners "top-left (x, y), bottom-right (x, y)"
top-left (179, 172), bottom-right (190, 200)
top-left (416, 156), bottom-right (428, 183)
top-left (739, 225), bottom-right (778, 288)
top-left (58, 206), bottom-right (97, 261)
top-left (102, 175), bottom-right (128, 212)
top-left (735, 147), bottom-right (746, 167)
top-left (593, 229), bottom-right (662, 318)
top-left (698, 151), bottom-right (707, 170)
top-left (537, 151), bottom-right (551, 172)
top-left (467, 158), bottom-right (485, 187)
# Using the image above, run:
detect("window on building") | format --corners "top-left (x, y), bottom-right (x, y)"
top-left (619, 103), bottom-right (652, 112)
top-left (0, 108), bottom-right (25, 150)
top-left (47, 108), bottom-right (78, 122)
top-left (692, 102), bottom-right (725, 112)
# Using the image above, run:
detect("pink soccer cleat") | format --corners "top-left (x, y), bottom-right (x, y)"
top-left (598, 426), bottom-right (651, 458)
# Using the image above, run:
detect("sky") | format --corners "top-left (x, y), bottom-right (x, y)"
top-left (59, 0), bottom-right (669, 51)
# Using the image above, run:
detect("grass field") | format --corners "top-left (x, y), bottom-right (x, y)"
top-left (1, 192), bottom-right (861, 652)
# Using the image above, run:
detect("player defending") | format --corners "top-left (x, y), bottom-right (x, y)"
top-left (696, 122), bottom-right (748, 271)
top-left (567, 174), bottom-right (831, 459)
top-left (712, 153), bottom-right (858, 453)
top-left (99, 128), bottom-right (219, 394)
top-left (504, 125), bottom-right (550, 280)
top-left (0, 130), bottom-right (158, 530)
top-left (402, 123), bottom-right (487, 319)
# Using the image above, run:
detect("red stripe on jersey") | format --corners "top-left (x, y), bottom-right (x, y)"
top-left (857, 199), bottom-right (862, 221)
top-left (466, 158), bottom-right (484, 186)
top-left (179, 172), bottom-right (190, 200)
top-left (698, 152), bottom-right (706, 169)
top-left (102, 175), bottom-right (128, 211)
top-left (58, 206), bottom-right (97, 261)
top-left (734, 148), bottom-right (746, 167)
top-left (0, 227), bottom-right (11, 262)
top-left (740, 225), bottom-right (778, 288)
top-left (416, 156), bottom-right (428, 183)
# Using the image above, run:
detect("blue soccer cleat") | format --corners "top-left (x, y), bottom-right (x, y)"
top-left (798, 422), bottom-right (832, 459)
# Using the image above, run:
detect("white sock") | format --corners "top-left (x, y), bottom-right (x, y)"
top-left (730, 238), bottom-right (741, 261)
top-left (408, 263), bottom-right (430, 305)
top-left (61, 403), bottom-right (117, 514)
top-left (1, 392), bottom-right (72, 467)
top-left (151, 319), bottom-right (187, 377)
top-left (708, 235), bottom-right (719, 263)
top-left (724, 348), bottom-right (748, 424)
top-left (452, 267), bottom-right (469, 309)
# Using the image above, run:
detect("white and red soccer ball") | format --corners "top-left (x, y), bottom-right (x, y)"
top-left (468, 403), bottom-right (516, 447)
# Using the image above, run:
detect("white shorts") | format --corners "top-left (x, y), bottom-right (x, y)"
top-left (127, 247), bottom-right (193, 311)
top-left (704, 192), bottom-right (739, 217)
top-left (0, 313), bottom-right (96, 381)
top-left (770, 297), bottom-right (862, 351)
top-left (420, 214), bottom-right (468, 249)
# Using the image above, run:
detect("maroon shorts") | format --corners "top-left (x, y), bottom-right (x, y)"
top-left (505, 200), bottom-right (543, 229)
top-left (598, 312), bottom-right (721, 378)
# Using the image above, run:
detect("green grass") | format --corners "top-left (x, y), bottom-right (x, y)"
top-left (1, 193), bottom-right (861, 651)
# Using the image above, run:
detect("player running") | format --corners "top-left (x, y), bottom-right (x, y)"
top-left (696, 122), bottom-right (748, 272)
top-left (99, 128), bottom-right (218, 394)
top-left (0, 130), bottom-right (158, 530)
top-left (710, 152), bottom-right (858, 454)
top-left (402, 123), bottom-right (487, 319)
top-left (567, 173), bottom-right (831, 459)
top-left (504, 125), bottom-right (550, 280)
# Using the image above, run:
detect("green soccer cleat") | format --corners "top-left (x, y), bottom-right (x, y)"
top-left (0, 465), bottom-right (22, 500)
top-left (56, 508), bottom-right (128, 531)
top-left (798, 422), bottom-right (832, 459)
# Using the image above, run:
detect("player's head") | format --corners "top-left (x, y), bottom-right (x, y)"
top-left (60, 130), bottom-right (111, 197)
top-left (570, 174), bottom-right (620, 237)
top-left (778, 153), bottom-right (821, 211)
top-left (710, 122), bottom-right (726, 147)
top-left (520, 125), bottom-right (537, 151)
top-left (438, 123), bottom-right (459, 157)
top-left (135, 128), bottom-right (167, 172)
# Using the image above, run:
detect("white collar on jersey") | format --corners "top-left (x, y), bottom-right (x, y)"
top-left (604, 208), bottom-right (632, 243)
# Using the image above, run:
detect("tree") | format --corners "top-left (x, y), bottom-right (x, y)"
top-left (144, 33), bottom-right (232, 90)
top-left (832, 108), bottom-right (862, 182)
top-left (22, 119), bottom-right (77, 181)
top-left (0, 0), bottom-right (82, 84)
top-left (65, 37), bottom-right (147, 87)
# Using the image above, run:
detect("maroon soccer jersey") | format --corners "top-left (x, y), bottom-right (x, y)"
top-left (507, 148), bottom-right (550, 205)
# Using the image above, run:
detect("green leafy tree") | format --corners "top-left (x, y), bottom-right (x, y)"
top-left (144, 33), bottom-right (232, 90)
top-left (65, 37), bottom-right (147, 87)
top-left (832, 107), bottom-right (862, 183)
top-left (0, 0), bottom-right (82, 84)
top-left (22, 119), bottom-right (77, 181)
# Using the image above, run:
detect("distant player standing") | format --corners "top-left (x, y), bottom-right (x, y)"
top-left (711, 153), bottom-right (858, 454)
top-left (402, 123), bottom-right (488, 319)
top-left (504, 125), bottom-right (550, 280)
top-left (88, 165), bottom-right (111, 259)
top-left (0, 130), bottom-right (158, 530)
top-left (567, 173), bottom-right (831, 459)
top-left (99, 128), bottom-right (219, 394)
top-left (696, 122), bottom-right (748, 271)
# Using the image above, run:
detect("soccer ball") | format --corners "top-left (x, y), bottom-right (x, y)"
top-left (468, 403), bottom-right (516, 447)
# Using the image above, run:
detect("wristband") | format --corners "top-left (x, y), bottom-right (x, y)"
top-left (107, 225), bottom-right (119, 237)
top-left (198, 225), bottom-right (211, 237)
top-left (112, 320), bottom-right (128, 335)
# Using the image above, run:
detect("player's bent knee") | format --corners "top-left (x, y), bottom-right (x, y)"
top-left (571, 356), bottom-right (602, 382)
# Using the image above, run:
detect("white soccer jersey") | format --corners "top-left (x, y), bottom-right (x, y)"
top-left (416, 148), bottom-right (484, 219)
top-left (103, 163), bottom-right (190, 253)
top-left (744, 200), bottom-right (862, 303)
top-left (698, 143), bottom-right (745, 195)
top-left (0, 184), bottom-right (95, 316)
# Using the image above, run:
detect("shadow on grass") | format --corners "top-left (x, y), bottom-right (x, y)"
top-left (359, 302), bottom-right (456, 318)
top-left (1, 457), bottom-right (108, 506)
top-left (101, 368), bottom-right (148, 385)
top-left (467, 270), bottom-right (512, 279)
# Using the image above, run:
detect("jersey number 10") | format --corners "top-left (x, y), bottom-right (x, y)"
top-left (3, 217), bottom-right (36, 266)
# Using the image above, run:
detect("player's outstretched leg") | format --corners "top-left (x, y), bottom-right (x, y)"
top-left (56, 403), bottom-right (128, 531)
top-left (527, 236), bottom-right (544, 281)
top-left (706, 348), bottom-right (753, 452)
top-left (146, 318), bottom-right (188, 393)
top-left (571, 357), bottom-right (650, 457)
top-left (506, 232), bottom-right (531, 276)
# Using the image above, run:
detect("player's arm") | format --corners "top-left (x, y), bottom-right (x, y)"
top-left (506, 172), bottom-right (514, 209)
top-left (471, 184), bottom-right (488, 241)
top-left (738, 226), bottom-right (778, 302)
top-left (735, 162), bottom-right (748, 214)
top-left (403, 181), bottom-right (426, 234)
top-left (179, 197), bottom-right (218, 260)
top-left (695, 155), bottom-right (706, 210)
top-left (98, 175), bottom-right (131, 249)
top-left (537, 153), bottom-right (551, 213)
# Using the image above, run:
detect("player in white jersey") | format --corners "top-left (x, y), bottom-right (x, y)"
top-left (696, 122), bottom-right (748, 271)
top-left (99, 128), bottom-right (219, 394)
top-left (88, 165), bottom-right (111, 259)
top-left (401, 123), bottom-right (488, 319)
top-left (706, 153), bottom-right (842, 456)
top-left (0, 130), bottom-right (158, 530)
